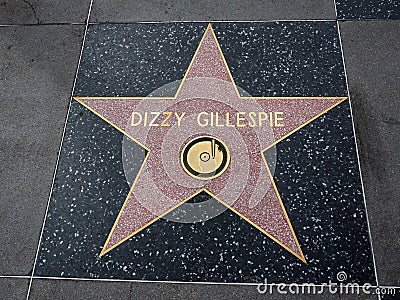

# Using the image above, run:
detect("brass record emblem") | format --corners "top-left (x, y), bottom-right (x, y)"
top-left (181, 136), bottom-right (230, 180)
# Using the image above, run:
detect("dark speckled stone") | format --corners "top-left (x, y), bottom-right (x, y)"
top-left (74, 23), bottom-right (207, 97)
top-left (35, 22), bottom-right (376, 286)
top-left (74, 22), bottom-right (347, 98)
top-left (214, 22), bottom-right (347, 97)
top-left (336, 0), bottom-right (400, 20)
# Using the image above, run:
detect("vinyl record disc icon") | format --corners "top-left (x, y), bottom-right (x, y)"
top-left (181, 136), bottom-right (230, 180)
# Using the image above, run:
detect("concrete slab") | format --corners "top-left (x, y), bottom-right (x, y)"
top-left (90, 0), bottom-right (336, 22)
top-left (380, 287), bottom-right (400, 299)
top-left (29, 280), bottom-right (343, 299)
top-left (0, 25), bottom-right (84, 275)
top-left (0, 278), bottom-right (29, 300)
top-left (29, 279), bottom-right (131, 299)
top-left (339, 20), bottom-right (400, 286)
top-left (0, 0), bottom-right (91, 25)
top-left (130, 282), bottom-right (340, 300)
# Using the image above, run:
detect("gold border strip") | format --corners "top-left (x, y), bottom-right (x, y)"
top-left (100, 188), bottom-right (207, 257)
top-left (99, 150), bottom-right (151, 257)
top-left (74, 97), bottom-right (150, 151)
top-left (76, 96), bottom-right (347, 101)
top-left (263, 97), bottom-right (348, 152)
top-left (204, 189), bottom-right (307, 263)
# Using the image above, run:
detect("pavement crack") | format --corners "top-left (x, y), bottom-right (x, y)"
top-left (23, 0), bottom-right (40, 24)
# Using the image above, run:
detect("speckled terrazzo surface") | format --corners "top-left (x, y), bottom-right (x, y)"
top-left (336, 0), bottom-right (400, 20)
top-left (32, 22), bottom-right (376, 285)
top-left (74, 22), bottom-right (348, 97)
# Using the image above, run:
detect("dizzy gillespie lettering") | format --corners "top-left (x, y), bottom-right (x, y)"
top-left (130, 111), bottom-right (285, 128)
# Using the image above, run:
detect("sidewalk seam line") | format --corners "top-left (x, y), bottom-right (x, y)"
top-left (25, 1), bottom-right (94, 299)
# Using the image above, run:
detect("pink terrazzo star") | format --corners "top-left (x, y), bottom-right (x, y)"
top-left (74, 24), bottom-right (346, 262)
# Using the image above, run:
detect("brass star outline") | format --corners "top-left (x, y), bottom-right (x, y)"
top-left (74, 24), bottom-right (347, 263)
